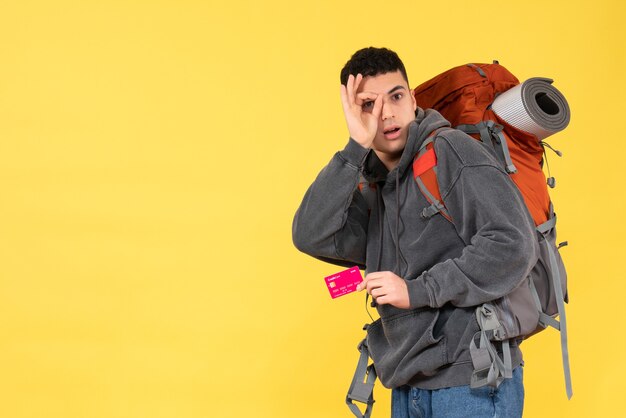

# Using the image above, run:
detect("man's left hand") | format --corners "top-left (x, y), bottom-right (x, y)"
top-left (356, 271), bottom-right (410, 309)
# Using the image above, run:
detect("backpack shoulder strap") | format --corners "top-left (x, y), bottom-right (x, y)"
top-left (358, 175), bottom-right (377, 216)
top-left (346, 338), bottom-right (377, 418)
top-left (412, 128), bottom-right (453, 223)
top-left (535, 207), bottom-right (573, 399)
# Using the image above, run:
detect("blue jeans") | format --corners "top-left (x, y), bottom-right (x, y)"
top-left (391, 366), bottom-right (524, 418)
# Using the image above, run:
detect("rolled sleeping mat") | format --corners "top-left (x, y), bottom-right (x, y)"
top-left (491, 77), bottom-right (570, 140)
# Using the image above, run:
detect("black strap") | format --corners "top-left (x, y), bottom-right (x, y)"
top-left (346, 339), bottom-right (376, 418)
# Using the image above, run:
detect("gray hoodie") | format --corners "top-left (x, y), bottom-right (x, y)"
top-left (292, 108), bottom-right (539, 389)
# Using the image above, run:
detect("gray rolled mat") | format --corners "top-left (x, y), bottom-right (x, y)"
top-left (492, 77), bottom-right (570, 140)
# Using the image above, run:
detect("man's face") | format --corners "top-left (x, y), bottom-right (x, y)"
top-left (356, 70), bottom-right (417, 167)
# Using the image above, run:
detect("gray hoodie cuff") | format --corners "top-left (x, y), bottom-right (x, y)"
top-left (339, 138), bottom-right (370, 168)
top-left (406, 273), bottom-right (435, 308)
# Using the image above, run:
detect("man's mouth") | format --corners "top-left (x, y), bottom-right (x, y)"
top-left (383, 126), bottom-right (402, 140)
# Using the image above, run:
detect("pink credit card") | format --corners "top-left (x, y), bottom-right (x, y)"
top-left (325, 266), bottom-right (363, 299)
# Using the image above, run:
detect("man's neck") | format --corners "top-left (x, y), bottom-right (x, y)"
top-left (374, 150), bottom-right (401, 171)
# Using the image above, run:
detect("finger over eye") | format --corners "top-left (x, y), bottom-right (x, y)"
top-left (355, 92), bottom-right (378, 103)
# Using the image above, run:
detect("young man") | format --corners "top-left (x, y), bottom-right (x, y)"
top-left (292, 47), bottom-right (538, 418)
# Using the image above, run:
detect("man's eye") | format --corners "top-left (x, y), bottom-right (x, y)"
top-left (362, 101), bottom-right (374, 110)
top-left (393, 93), bottom-right (403, 101)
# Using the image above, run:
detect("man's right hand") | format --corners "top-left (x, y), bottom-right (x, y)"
top-left (340, 73), bottom-right (383, 149)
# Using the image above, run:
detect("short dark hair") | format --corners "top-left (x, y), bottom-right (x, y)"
top-left (340, 47), bottom-right (409, 86)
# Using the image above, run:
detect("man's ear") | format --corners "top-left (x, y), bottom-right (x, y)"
top-left (411, 89), bottom-right (417, 111)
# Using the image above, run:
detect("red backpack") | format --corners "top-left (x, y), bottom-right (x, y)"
top-left (411, 62), bottom-right (572, 397)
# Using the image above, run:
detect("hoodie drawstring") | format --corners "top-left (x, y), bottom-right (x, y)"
top-left (395, 172), bottom-right (401, 275)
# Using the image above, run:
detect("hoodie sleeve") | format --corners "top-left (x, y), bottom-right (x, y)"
top-left (406, 136), bottom-right (539, 309)
top-left (292, 138), bottom-right (371, 268)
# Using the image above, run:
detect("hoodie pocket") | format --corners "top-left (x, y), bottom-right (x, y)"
top-left (365, 308), bottom-right (448, 388)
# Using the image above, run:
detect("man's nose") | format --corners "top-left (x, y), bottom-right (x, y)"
top-left (381, 101), bottom-right (394, 120)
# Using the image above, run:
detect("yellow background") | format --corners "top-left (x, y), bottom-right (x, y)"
top-left (0, 0), bottom-right (624, 417)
